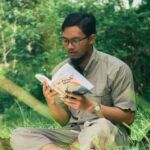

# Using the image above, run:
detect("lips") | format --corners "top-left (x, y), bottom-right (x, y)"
top-left (68, 51), bottom-right (78, 58)
top-left (68, 50), bottom-right (76, 55)
top-left (69, 51), bottom-right (75, 54)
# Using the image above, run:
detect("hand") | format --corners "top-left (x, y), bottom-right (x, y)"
top-left (63, 92), bottom-right (94, 112)
top-left (43, 81), bottom-right (58, 105)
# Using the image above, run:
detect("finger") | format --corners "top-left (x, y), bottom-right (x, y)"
top-left (50, 89), bottom-right (59, 95)
top-left (51, 91), bottom-right (58, 96)
top-left (43, 87), bottom-right (52, 96)
top-left (43, 81), bottom-right (47, 91)
top-left (64, 101), bottom-right (79, 109)
top-left (45, 89), bottom-right (57, 97)
top-left (66, 91), bottom-right (83, 98)
top-left (65, 92), bottom-right (78, 99)
top-left (64, 98), bottom-right (78, 105)
top-left (44, 84), bottom-right (54, 93)
top-left (69, 94), bottom-right (83, 102)
top-left (46, 84), bottom-right (53, 91)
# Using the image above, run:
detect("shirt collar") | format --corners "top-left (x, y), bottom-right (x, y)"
top-left (83, 47), bottom-right (97, 75)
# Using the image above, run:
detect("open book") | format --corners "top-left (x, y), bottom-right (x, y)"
top-left (35, 63), bottom-right (94, 97)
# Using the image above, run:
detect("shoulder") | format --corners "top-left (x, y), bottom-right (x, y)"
top-left (95, 50), bottom-right (131, 74)
top-left (96, 51), bottom-right (124, 66)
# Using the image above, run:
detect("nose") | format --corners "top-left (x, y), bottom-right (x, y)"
top-left (67, 42), bottom-right (74, 49)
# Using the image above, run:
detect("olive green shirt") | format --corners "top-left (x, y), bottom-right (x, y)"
top-left (52, 48), bottom-right (136, 131)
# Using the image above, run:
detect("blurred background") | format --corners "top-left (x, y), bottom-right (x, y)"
top-left (0, 0), bottom-right (149, 149)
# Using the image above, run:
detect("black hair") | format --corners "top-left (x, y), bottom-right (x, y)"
top-left (61, 12), bottom-right (96, 36)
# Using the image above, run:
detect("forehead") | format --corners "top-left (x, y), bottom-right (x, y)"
top-left (62, 26), bottom-right (85, 38)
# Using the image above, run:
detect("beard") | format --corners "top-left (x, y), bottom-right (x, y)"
top-left (70, 51), bottom-right (88, 74)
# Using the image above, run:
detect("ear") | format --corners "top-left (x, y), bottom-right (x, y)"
top-left (89, 34), bottom-right (96, 45)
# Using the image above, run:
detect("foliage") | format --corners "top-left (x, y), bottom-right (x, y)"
top-left (95, 8), bottom-right (150, 100)
top-left (0, 0), bottom-right (66, 107)
top-left (0, 0), bottom-right (149, 149)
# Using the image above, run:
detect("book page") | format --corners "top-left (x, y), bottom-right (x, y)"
top-left (52, 63), bottom-right (94, 91)
top-left (35, 74), bottom-right (63, 94)
top-left (52, 76), bottom-right (90, 96)
top-left (35, 74), bottom-right (52, 86)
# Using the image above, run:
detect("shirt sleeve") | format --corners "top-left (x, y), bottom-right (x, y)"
top-left (110, 64), bottom-right (136, 111)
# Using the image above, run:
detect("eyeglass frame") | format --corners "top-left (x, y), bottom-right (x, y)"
top-left (61, 36), bottom-right (88, 47)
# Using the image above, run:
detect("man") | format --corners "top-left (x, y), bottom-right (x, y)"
top-left (10, 12), bottom-right (136, 150)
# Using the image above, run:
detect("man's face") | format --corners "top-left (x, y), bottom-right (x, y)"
top-left (62, 26), bottom-right (93, 59)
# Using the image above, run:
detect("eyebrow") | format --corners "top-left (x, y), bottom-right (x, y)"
top-left (61, 36), bottom-right (81, 39)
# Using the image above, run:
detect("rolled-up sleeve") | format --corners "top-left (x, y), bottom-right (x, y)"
top-left (109, 64), bottom-right (136, 111)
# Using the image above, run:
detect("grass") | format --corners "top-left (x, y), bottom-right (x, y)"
top-left (0, 103), bottom-right (60, 139)
top-left (0, 100), bottom-right (149, 150)
top-left (129, 110), bottom-right (150, 150)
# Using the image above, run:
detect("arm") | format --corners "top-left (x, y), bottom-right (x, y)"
top-left (64, 92), bottom-right (135, 126)
top-left (47, 103), bottom-right (70, 126)
top-left (91, 64), bottom-right (135, 125)
top-left (102, 64), bottom-right (136, 125)
top-left (43, 82), bottom-right (70, 126)
top-left (100, 105), bottom-right (135, 125)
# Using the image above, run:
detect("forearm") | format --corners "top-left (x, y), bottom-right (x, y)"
top-left (42, 84), bottom-right (70, 126)
top-left (101, 105), bottom-right (135, 125)
top-left (84, 97), bottom-right (134, 125)
top-left (48, 103), bottom-right (70, 126)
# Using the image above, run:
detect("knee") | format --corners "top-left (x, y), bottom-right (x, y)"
top-left (11, 127), bottom-right (27, 139)
top-left (96, 118), bottom-right (117, 134)
top-left (94, 118), bottom-right (118, 146)
top-left (10, 128), bottom-right (31, 149)
top-left (78, 119), bottom-right (118, 149)
top-left (10, 127), bottom-right (24, 141)
top-left (79, 118), bottom-right (117, 142)
top-left (97, 118), bottom-right (110, 126)
top-left (10, 128), bottom-right (52, 150)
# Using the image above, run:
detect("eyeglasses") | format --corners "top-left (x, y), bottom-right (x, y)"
top-left (61, 36), bottom-right (88, 47)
